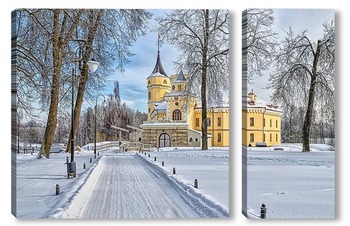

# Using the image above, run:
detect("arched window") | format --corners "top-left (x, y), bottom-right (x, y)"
top-left (148, 91), bottom-right (151, 100)
top-left (172, 109), bottom-right (182, 121)
top-left (163, 79), bottom-right (167, 84)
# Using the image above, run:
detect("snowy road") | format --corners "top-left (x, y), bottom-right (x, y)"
top-left (63, 153), bottom-right (199, 218)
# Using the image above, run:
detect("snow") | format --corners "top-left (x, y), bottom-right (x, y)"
top-left (14, 146), bottom-right (229, 219)
top-left (143, 147), bottom-right (229, 211)
top-left (242, 96), bottom-right (282, 112)
top-left (13, 142), bottom-right (335, 219)
top-left (243, 143), bottom-right (335, 219)
top-left (15, 151), bottom-right (102, 219)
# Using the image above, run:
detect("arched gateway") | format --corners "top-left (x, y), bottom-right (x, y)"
top-left (159, 133), bottom-right (171, 147)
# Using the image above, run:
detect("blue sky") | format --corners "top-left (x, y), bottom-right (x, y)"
top-left (249, 9), bottom-right (335, 103)
top-left (101, 9), bottom-right (178, 113)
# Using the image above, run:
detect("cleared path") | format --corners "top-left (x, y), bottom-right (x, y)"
top-left (63, 153), bottom-right (199, 218)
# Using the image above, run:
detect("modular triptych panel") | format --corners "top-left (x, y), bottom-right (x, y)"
top-left (242, 9), bottom-right (335, 219)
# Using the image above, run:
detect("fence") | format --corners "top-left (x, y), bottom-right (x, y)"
top-left (119, 142), bottom-right (153, 152)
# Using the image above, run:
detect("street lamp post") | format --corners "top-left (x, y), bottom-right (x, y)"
top-left (67, 50), bottom-right (100, 178)
top-left (94, 94), bottom-right (106, 158)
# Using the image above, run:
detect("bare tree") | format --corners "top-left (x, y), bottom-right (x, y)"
top-left (242, 9), bottom-right (277, 82)
top-left (269, 20), bottom-right (335, 152)
top-left (15, 9), bottom-right (85, 158)
top-left (66, 9), bottom-right (151, 153)
top-left (15, 9), bottom-right (151, 157)
top-left (157, 9), bottom-right (229, 150)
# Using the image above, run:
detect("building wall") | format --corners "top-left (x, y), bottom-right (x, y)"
top-left (146, 72), bottom-right (229, 147)
top-left (147, 76), bottom-right (171, 119)
top-left (192, 108), bottom-right (230, 147)
top-left (142, 127), bottom-right (188, 148)
top-left (242, 108), bottom-right (282, 147)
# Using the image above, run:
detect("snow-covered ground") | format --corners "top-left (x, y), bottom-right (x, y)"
top-left (143, 147), bottom-right (229, 210)
top-left (243, 143), bottom-right (335, 219)
top-left (14, 146), bottom-right (229, 219)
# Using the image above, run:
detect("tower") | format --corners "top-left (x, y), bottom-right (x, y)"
top-left (147, 43), bottom-right (171, 120)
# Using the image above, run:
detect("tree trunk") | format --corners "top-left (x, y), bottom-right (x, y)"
top-left (201, 9), bottom-right (209, 150)
top-left (66, 9), bottom-right (104, 153)
top-left (302, 40), bottom-right (321, 152)
top-left (40, 10), bottom-right (62, 158)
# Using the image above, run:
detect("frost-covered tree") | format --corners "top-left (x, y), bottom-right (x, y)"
top-left (269, 20), bottom-right (335, 152)
top-left (242, 9), bottom-right (278, 82)
top-left (15, 9), bottom-right (151, 157)
top-left (157, 9), bottom-right (229, 150)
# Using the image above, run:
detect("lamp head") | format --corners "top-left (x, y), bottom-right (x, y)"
top-left (87, 59), bottom-right (100, 73)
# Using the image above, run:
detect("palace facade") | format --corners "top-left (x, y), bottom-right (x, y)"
top-left (242, 91), bottom-right (282, 147)
top-left (140, 49), bottom-right (229, 148)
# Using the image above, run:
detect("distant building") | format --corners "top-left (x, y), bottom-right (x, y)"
top-left (140, 48), bottom-right (229, 148)
top-left (242, 90), bottom-right (282, 147)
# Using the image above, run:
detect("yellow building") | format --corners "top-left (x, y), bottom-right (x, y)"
top-left (242, 91), bottom-right (282, 147)
top-left (140, 49), bottom-right (229, 148)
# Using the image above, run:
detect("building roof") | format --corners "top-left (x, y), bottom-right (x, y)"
top-left (154, 101), bottom-right (167, 110)
top-left (242, 96), bottom-right (282, 113)
top-left (149, 51), bottom-right (167, 77)
top-left (195, 95), bottom-right (230, 109)
top-left (175, 68), bottom-right (186, 82)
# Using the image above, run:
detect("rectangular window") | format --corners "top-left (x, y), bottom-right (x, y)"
top-left (263, 134), bottom-right (266, 142)
top-left (218, 133), bottom-right (222, 142)
top-left (263, 118), bottom-right (265, 127)
top-left (250, 117), bottom-right (254, 127)
top-left (196, 118), bottom-right (199, 127)
top-left (218, 117), bottom-right (222, 126)
top-left (270, 119), bottom-right (272, 127)
top-left (250, 133), bottom-right (254, 142)
top-left (270, 134), bottom-right (272, 142)
top-left (276, 120), bottom-right (278, 128)
top-left (207, 118), bottom-right (211, 126)
top-left (276, 134), bottom-right (278, 142)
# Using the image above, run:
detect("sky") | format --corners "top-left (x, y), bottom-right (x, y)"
top-left (101, 9), bottom-right (178, 113)
top-left (248, 9), bottom-right (335, 103)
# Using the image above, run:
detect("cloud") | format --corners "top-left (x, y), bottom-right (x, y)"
top-left (102, 13), bottom-right (180, 113)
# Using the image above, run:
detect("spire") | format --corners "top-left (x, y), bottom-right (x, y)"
top-left (175, 67), bottom-right (186, 81)
top-left (150, 33), bottom-right (167, 77)
top-left (157, 31), bottom-right (160, 52)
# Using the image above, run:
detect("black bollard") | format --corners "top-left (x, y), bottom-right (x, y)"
top-left (154, 156), bottom-right (157, 161)
top-left (56, 184), bottom-right (60, 195)
top-left (66, 156), bottom-right (69, 164)
top-left (260, 203), bottom-right (267, 219)
top-left (173, 167), bottom-right (176, 174)
top-left (83, 163), bottom-right (86, 169)
top-left (148, 154), bottom-right (150, 158)
top-left (162, 161), bottom-right (164, 166)
top-left (194, 179), bottom-right (198, 189)
top-left (90, 158), bottom-right (92, 163)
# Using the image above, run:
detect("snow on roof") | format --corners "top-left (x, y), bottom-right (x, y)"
top-left (140, 121), bottom-right (189, 129)
top-left (164, 91), bottom-right (187, 97)
top-left (243, 96), bottom-right (282, 112)
top-left (154, 101), bottom-right (167, 110)
top-left (195, 100), bottom-right (229, 109)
